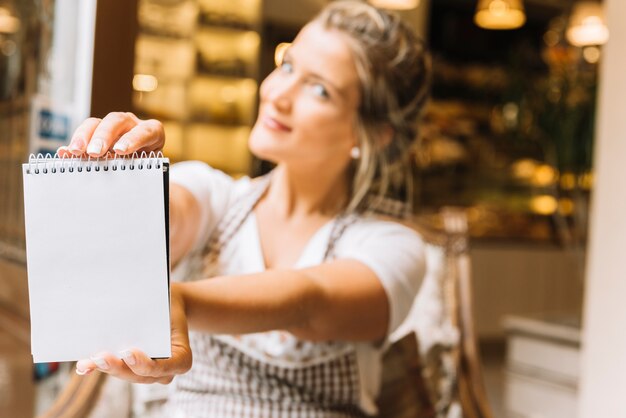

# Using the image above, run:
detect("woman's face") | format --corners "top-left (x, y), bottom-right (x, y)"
top-left (248, 23), bottom-right (361, 174)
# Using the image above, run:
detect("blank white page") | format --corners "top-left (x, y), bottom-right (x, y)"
top-left (22, 158), bottom-right (171, 362)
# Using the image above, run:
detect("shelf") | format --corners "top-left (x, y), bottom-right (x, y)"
top-left (186, 123), bottom-right (251, 174)
top-left (189, 76), bottom-right (257, 125)
top-left (133, 0), bottom-right (262, 176)
top-left (197, 0), bottom-right (261, 29)
top-left (135, 35), bottom-right (196, 81)
top-left (138, 0), bottom-right (198, 39)
top-left (195, 27), bottom-right (260, 79)
top-left (133, 82), bottom-right (188, 120)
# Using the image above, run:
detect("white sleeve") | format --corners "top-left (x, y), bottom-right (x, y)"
top-left (169, 161), bottom-right (249, 250)
top-left (336, 220), bottom-right (426, 336)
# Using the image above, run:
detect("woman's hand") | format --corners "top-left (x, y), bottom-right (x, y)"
top-left (58, 112), bottom-right (165, 158)
top-left (75, 284), bottom-right (192, 384)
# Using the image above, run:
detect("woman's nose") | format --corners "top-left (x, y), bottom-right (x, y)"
top-left (263, 73), bottom-right (297, 112)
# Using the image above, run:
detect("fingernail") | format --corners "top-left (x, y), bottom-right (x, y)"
top-left (120, 350), bottom-right (136, 366)
top-left (113, 140), bottom-right (128, 153)
top-left (68, 138), bottom-right (85, 153)
top-left (91, 356), bottom-right (109, 370)
top-left (87, 138), bottom-right (104, 155)
top-left (76, 367), bottom-right (93, 375)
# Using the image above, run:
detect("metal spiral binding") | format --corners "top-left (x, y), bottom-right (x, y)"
top-left (26, 151), bottom-right (165, 175)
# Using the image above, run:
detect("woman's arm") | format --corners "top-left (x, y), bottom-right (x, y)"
top-left (175, 222), bottom-right (426, 342)
top-left (169, 184), bottom-right (202, 267)
top-left (75, 259), bottom-right (389, 382)
top-left (177, 259), bottom-right (390, 342)
top-left (75, 222), bottom-right (425, 381)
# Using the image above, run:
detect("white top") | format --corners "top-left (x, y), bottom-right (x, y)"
top-left (170, 161), bottom-right (426, 415)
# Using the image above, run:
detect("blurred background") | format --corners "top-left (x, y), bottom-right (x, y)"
top-left (0, 0), bottom-right (619, 416)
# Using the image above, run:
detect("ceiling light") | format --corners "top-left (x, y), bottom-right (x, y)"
top-left (369, 0), bottom-right (420, 10)
top-left (566, 2), bottom-right (609, 47)
top-left (0, 7), bottom-right (20, 34)
top-left (474, 0), bottom-right (526, 30)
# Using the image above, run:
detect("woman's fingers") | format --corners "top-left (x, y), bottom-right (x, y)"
top-left (76, 352), bottom-right (175, 384)
top-left (114, 119), bottom-right (165, 155)
top-left (58, 113), bottom-right (164, 158)
top-left (76, 358), bottom-right (96, 375)
top-left (120, 344), bottom-right (191, 378)
top-left (68, 117), bottom-right (101, 155)
top-left (86, 112), bottom-right (141, 157)
top-left (120, 349), bottom-right (166, 377)
top-left (56, 146), bottom-right (72, 158)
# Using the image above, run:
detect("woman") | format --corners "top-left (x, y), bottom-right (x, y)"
top-left (62, 1), bottom-right (431, 416)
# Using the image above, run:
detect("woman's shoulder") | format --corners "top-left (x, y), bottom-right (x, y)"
top-left (343, 213), bottom-right (424, 244)
top-left (171, 161), bottom-right (253, 197)
top-left (333, 213), bottom-right (426, 263)
top-left (334, 213), bottom-right (427, 336)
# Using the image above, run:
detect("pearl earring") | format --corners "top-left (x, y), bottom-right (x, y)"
top-left (350, 146), bottom-right (361, 159)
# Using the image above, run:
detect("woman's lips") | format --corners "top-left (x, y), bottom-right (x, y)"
top-left (262, 115), bottom-right (292, 132)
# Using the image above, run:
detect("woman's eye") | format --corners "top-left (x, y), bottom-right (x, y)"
top-left (279, 61), bottom-right (293, 73)
top-left (311, 83), bottom-right (329, 98)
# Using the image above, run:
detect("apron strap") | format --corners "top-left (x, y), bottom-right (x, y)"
top-left (193, 171), bottom-right (358, 279)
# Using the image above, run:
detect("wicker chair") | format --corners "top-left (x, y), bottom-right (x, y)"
top-left (377, 208), bottom-right (493, 418)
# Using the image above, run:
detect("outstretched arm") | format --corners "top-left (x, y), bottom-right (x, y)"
top-left (169, 184), bottom-right (202, 267)
top-left (178, 259), bottom-right (390, 342)
top-left (74, 259), bottom-right (391, 382)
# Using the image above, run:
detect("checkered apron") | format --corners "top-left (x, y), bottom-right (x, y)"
top-left (168, 175), bottom-right (367, 418)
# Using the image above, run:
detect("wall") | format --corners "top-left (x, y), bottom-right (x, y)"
top-left (578, 0), bottom-right (626, 415)
top-left (90, 0), bottom-right (138, 118)
top-left (471, 244), bottom-right (584, 338)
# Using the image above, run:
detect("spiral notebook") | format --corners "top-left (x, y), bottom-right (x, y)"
top-left (22, 153), bottom-right (171, 363)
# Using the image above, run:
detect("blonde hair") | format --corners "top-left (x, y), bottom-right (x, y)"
top-left (313, 0), bottom-right (431, 217)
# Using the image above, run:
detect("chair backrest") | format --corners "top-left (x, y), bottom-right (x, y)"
top-left (378, 207), bottom-right (493, 418)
